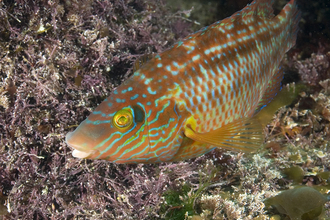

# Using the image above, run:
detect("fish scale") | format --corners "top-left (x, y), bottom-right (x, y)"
top-left (66, 0), bottom-right (301, 163)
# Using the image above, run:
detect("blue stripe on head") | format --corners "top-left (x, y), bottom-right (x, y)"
top-left (147, 87), bottom-right (157, 95)
top-left (130, 94), bottom-right (139, 100)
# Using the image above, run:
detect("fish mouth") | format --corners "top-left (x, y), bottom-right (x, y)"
top-left (72, 149), bottom-right (95, 159)
top-left (65, 131), bottom-right (97, 159)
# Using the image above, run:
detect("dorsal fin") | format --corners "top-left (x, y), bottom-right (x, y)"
top-left (239, 0), bottom-right (275, 19)
top-left (133, 54), bottom-right (154, 72)
top-left (254, 0), bottom-right (275, 18)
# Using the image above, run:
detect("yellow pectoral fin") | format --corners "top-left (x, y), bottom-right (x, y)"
top-left (184, 117), bottom-right (264, 153)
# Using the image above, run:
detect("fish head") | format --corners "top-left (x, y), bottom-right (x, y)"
top-left (65, 80), bottom-right (187, 163)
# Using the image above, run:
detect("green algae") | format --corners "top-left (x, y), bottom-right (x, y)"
top-left (283, 166), bottom-right (304, 184)
top-left (265, 186), bottom-right (329, 220)
top-left (161, 183), bottom-right (195, 220)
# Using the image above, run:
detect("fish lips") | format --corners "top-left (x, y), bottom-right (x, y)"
top-left (65, 131), bottom-right (99, 159)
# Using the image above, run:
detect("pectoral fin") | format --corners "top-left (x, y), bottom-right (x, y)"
top-left (184, 117), bottom-right (264, 153)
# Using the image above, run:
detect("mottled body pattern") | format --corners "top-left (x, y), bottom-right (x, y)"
top-left (66, 0), bottom-right (300, 163)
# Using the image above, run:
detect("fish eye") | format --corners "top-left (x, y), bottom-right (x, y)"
top-left (113, 109), bottom-right (133, 129)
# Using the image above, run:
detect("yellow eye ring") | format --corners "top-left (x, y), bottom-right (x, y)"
top-left (113, 109), bottom-right (133, 129)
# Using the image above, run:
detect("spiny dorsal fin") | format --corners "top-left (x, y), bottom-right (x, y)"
top-left (254, 0), bottom-right (275, 18)
top-left (133, 54), bottom-right (154, 72)
top-left (239, 0), bottom-right (275, 19)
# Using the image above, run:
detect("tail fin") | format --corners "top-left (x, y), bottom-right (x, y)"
top-left (276, 0), bottom-right (301, 51)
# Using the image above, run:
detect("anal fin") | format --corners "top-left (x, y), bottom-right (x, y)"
top-left (254, 66), bottom-right (284, 115)
top-left (255, 83), bottom-right (303, 127)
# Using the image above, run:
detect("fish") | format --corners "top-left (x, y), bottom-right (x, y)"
top-left (65, 0), bottom-right (300, 163)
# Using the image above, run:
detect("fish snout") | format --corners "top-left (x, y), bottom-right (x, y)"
top-left (65, 130), bottom-right (99, 159)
